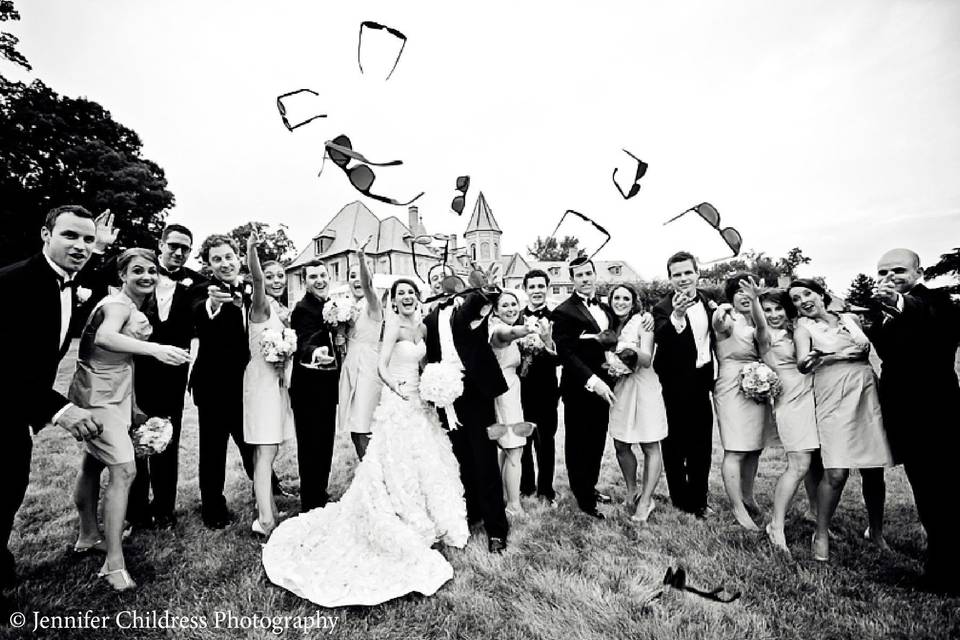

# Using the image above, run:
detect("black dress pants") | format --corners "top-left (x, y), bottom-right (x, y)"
top-left (291, 371), bottom-right (338, 512)
top-left (1, 428), bottom-right (32, 585)
top-left (561, 386), bottom-right (609, 512)
top-left (519, 391), bottom-right (559, 499)
top-left (197, 394), bottom-right (254, 517)
top-left (660, 365), bottom-right (715, 513)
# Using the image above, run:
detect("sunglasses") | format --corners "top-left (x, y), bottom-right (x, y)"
top-left (358, 21), bottom-right (407, 80)
top-left (276, 89), bottom-right (327, 131)
top-left (164, 241), bottom-right (192, 254)
top-left (486, 422), bottom-right (536, 441)
top-left (663, 202), bottom-right (742, 259)
top-left (612, 149), bottom-right (648, 200)
top-left (549, 209), bottom-right (611, 260)
top-left (320, 135), bottom-right (424, 207)
top-left (452, 175), bottom-right (470, 215)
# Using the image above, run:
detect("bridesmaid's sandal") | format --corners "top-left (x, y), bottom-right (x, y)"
top-left (98, 566), bottom-right (136, 591)
top-left (73, 537), bottom-right (107, 555)
top-left (631, 499), bottom-right (655, 523)
top-left (811, 533), bottom-right (829, 562)
top-left (252, 519), bottom-right (276, 538)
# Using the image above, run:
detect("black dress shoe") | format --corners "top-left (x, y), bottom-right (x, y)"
top-left (693, 506), bottom-right (715, 520)
top-left (594, 490), bottom-right (612, 504)
top-left (153, 513), bottom-right (177, 530)
top-left (202, 508), bottom-right (234, 530)
top-left (581, 507), bottom-right (606, 520)
top-left (488, 537), bottom-right (507, 554)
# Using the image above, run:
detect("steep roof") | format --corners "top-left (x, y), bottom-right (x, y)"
top-left (464, 192), bottom-right (501, 234)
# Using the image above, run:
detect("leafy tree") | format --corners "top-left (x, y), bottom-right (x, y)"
top-left (846, 273), bottom-right (876, 309)
top-left (227, 221), bottom-right (298, 266)
top-left (0, 0), bottom-right (30, 74)
top-left (777, 247), bottom-right (811, 278)
top-left (924, 247), bottom-right (960, 293)
top-left (527, 236), bottom-right (582, 261)
top-left (0, 78), bottom-right (175, 265)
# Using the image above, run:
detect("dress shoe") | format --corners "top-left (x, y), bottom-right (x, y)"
top-left (594, 490), bottom-right (612, 504)
top-left (488, 537), bottom-right (507, 554)
top-left (581, 506), bottom-right (606, 520)
top-left (202, 508), bottom-right (234, 530)
top-left (153, 513), bottom-right (177, 530)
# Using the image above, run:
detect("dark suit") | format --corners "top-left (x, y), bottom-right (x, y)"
top-left (189, 283), bottom-right (255, 520)
top-left (552, 293), bottom-right (618, 512)
top-left (868, 284), bottom-right (960, 583)
top-left (0, 254), bottom-right (76, 583)
top-left (424, 292), bottom-right (509, 539)
top-left (652, 290), bottom-right (716, 514)
top-left (289, 294), bottom-right (340, 511)
top-left (128, 267), bottom-right (205, 523)
top-left (518, 306), bottom-right (560, 500)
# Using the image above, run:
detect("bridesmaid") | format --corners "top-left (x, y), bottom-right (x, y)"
top-left (790, 279), bottom-right (892, 562)
top-left (740, 279), bottom-right (819, 556)
top-left (338, 236), bottom-right (383, 460)
top-left (489, 290), bottom-right (544, 516)
top-left (243, 232), bottom-right (296, 537)
top-left (606, 284), bottom-right (666, 523)
top-left (712, 273), bottom-right (776, 531)
top-left (69, 249), bottom-right (190, 590)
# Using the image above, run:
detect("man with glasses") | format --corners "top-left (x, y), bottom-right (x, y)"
top-left (128, 224), bottom-right (205, 530)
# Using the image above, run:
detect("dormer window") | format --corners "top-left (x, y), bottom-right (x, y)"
top-left (549, 267), bottom-right (560, 276)
top-left (608, 265), bottom-right (621, 276)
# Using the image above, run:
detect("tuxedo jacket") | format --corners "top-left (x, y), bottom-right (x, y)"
top-left (519, 306), bottom-right (560, 404)
top-left (651, 289), bottom-right (717, 389)
top-left (289, 293), bottom-right (341, 399)
top-left (551, 293), bottom-right (618, 393)
top-left (0, 254), bottom-right (77, 432)
top-left (188, 282), bottom-right (251, 407)
top-left (134, 266), bottom-right (206, 416)
top-left (424, 291), bottom-right (507, 402)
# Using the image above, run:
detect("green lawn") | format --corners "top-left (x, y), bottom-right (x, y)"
top-left (2, 346), bottom-right (958, 639)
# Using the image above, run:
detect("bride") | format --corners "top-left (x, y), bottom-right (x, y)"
top-left (262, 278), bottom-right (468, 606)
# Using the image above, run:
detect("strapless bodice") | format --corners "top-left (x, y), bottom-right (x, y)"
top-left (388, 340), bottom-right (425, 391)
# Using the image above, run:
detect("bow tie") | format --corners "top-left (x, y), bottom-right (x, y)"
top-left (59, 277), bottom-right (78, 292)
top-left (579, 296), bottom-right (599, 307)
top-left (526, 307), bottom-right (550, 318)
top-left (158, 266), bottom-right (188, 281)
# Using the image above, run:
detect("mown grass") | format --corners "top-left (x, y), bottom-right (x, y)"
top-left (2, 345), bottom-right (958, 639)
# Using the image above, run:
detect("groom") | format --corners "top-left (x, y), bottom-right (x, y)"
top-left (424, 271), bottom-right (509, 553)
top-left (0, 205), bottom-right (106, 588)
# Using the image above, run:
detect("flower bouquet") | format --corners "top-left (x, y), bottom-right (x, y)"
top-left (129, 417), bottom-right (174, 458)
top-left (518, 317), bottom-right (547, 378)
top-left (602, 350), bottom-right (633, 379)
top-left (420, 362), bottom-right (464, 407)
top-left (261, 327), bottom-right (298, 386)
top-left (322, 299), bottom-right (360, 358)
top-left (739, 362), bottom-right (783, 403)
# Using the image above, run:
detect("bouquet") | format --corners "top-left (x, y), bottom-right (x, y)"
top-left (739, 362), bottom-right (783, 403)
top-left (322, 299), bottom-right (360, 358)
top-left (518, 317), bottom-right (547, 378)
top-left (602, 350), bottom-right (633, 379)
top-left (420, 362), bottom-right (464, 407)
top-left (261, 327), bottom-right (298, 385)
top-left (129, 417), bottom-right (174, 458)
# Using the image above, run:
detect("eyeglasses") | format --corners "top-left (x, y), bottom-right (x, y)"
top-left (612, 149), bottom-right (648, 200)
top-left (320, 135), bottom-right (424, 206)
top-left (451, 176), bottom-right (470, 215)
top-left (358, 21), bottom-right (407, 80)
top-left (663, 202), bottom-right (742, 259)
top-left (276, 89), bottom-right (327, 131)
top-left (164, 242), bottom-right (192, 255)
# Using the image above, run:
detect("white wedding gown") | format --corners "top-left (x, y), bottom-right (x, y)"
top-left (262, 339), bottom-right (469, 607)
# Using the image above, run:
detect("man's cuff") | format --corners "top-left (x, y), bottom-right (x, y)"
top-left (585, 374), bottom-right (600, 392)
top-left (52, 402), bottom-right (75, 424)
top-left (206, 298), bottom-right (221, 319)
top-left (670, 313), bottom-right (687, 333)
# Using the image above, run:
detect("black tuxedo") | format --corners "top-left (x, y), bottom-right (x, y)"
top-left (424, 292), bottom-right (509, 539)
top-left (128, 266), bottom-right (206, 523)
top-left (518, 306), bottom-right (560, 499)
top-left (289, 293), bottom-right (341, 511)
top-left (652, 290), bottom-right (716, 514)
top-left (189, 281), bottom-right (256, 520)
top-left (552, 293), bottom-right (618, 512)
top-left (0, 254), bottom-right (77, 583)
top-left (868, 284), bottom-right (960, 582)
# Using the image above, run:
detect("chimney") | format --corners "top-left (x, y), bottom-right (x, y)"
top-left (408, 206), bottom-right (419, 235)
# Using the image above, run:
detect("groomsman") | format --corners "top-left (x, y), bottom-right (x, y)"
top-left (128, 224), bottom-right (204, 530)
top-left (424, 274), bottom-right (510, 552)
top-left (0, 205), bottom-right (105, 588)
top-left (518, 269), bottom-right (560, 506)
top-left (869, 248), bottom-right (960, 594)
top-left (652, 251), bottom-right (716, 518)
top-left (190, 234), bottom-right (257, 528)
top-left (289, 260), bottom-right (341, 511)
top-left (552, 257), bottom-right (618, 518)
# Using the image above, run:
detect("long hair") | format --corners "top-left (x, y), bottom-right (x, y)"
top-left (608, 283), bottom-right (643, 321)
top-left (116, 248), bottom-right (158, 274)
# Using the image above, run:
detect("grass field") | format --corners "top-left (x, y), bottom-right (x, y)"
top-left (2, 346), bottom-right (958, 639)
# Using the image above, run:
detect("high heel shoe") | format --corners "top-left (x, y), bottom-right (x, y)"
top-left (252, 519), bottom-right (275, 537)
top-left (811, 532), bottom-right (829, 562)
top-left (631, 499), bottom-right (655, 523)
top-left (98, 566), bottom-right (136, 591)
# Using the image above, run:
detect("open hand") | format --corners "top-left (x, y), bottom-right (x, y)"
top-left (738, 276), bottom-right (761, 299)
top-left (671, 289), bottom-right (698, 320)
top-left (639, 312), bottom-right (654, 333)
top-left (351, 234), bottom-right (373, 254)
top-left (94, 210), bottom-right (119, 253)
top-left (207, 285), bottom-right (234, 314)
top-left (874, 278), bottom-right (899, 309)
top-left (151, 344), bottom-right (191, 366)
top-left (593, 379), bottom-right (617, 405)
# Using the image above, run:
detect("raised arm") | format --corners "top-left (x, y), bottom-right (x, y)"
top-left (247, 231), bottom-right (270, 324)
top-left (712, 304), bottom-right (736, 338)
top-left (489, 321), bottom-right (534, 348)
top-left (354, 236), bottom-right (381, 317)
top-left (739, 277), bottom-right (770, 350)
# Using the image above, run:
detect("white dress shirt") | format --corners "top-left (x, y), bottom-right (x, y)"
top-left (670, 295), bottom-right (711, 368)
top-left (156, 272), bottom-right (178, 322)
top-left (577, 293), bottom-right (609, 332)
top-left (43, 253), bottom-right (73, 350)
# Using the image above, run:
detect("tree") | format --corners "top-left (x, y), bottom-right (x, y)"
top-left (0, 78), bottom-right (175, 265)
top-left (846, 273), bottom-right (876, 309)
top-left (1, 0), bottom-right (31, 74)
top-left (924, 247), bottom-right (960, 293)
top-left (777, 247), bottom-right (812, 279)
top-left (227, 221), bottom-right (298, 266)
top-left (527, 235), bottom-right (582, 261)
top-left (699, 250), bottom-right (783, 287)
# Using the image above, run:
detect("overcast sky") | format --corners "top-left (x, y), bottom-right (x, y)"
top-left (7, 0), bottom-right (960, 289)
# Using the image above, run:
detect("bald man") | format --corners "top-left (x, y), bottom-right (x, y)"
top-left (869, 248), bottom-right (960, 595)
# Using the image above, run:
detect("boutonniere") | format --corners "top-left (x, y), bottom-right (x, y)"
top-left (243, 283), bottom-right (253, 297)
top-left (75, 286), bottom-right (92, 304)
top-left (707, 299), bottom-right (718, 311)
top-left (179, 277), bottom-right (193, 288)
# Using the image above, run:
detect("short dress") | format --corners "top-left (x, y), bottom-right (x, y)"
top-left (243, 298), bottom-right (296, 445)
top-left (337, 299), bottom-right (383, 435)
top-left (68, 293), bottom-right (152, 465)
top-left (799, 314), bottom-right (892, 469)
top-left (762, 329), bottom-right (819, 452)
top-left (608, 314), bottom-right (668, 444)
top-left (713, 312), bottom-right (777, 451)
top-left (491, 320), bottom-right (528, 449)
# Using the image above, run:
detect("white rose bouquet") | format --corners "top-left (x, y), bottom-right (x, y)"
top-left (322, 299), bottom-right (360, 358)
top-left (261, 327), bottom-right (298, 386)
top-left (130, 417), bottom-right (174, 458)
top-left (739, 362), bottom-right (783, 403)
top-left (602, 350), bottom-right (633, 379)
top-left (420, 362), bottom-right (465, 407)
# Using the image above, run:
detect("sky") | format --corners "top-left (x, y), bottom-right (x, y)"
top-left (6, 0), bottom-right (960, 290)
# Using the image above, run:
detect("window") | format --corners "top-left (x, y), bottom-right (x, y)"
top-left (314, 239), bottom-right (322, 255)
top-left (567, 285), bottom-right (574, 293)
top-left (494, 242), bottom-right (499, 258)
top-left (471, 244), bottom-right (477, 260)
top-left (332, 261), bottom-right (340, 280)
top-left (552, 286), bottom-right (561, 295)
top-left (481, 242), bottom-right (490, 259)
top-left (549, 267), bottom-right (560, 276)
top-left (609, 265), bottom-right (621, 276)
